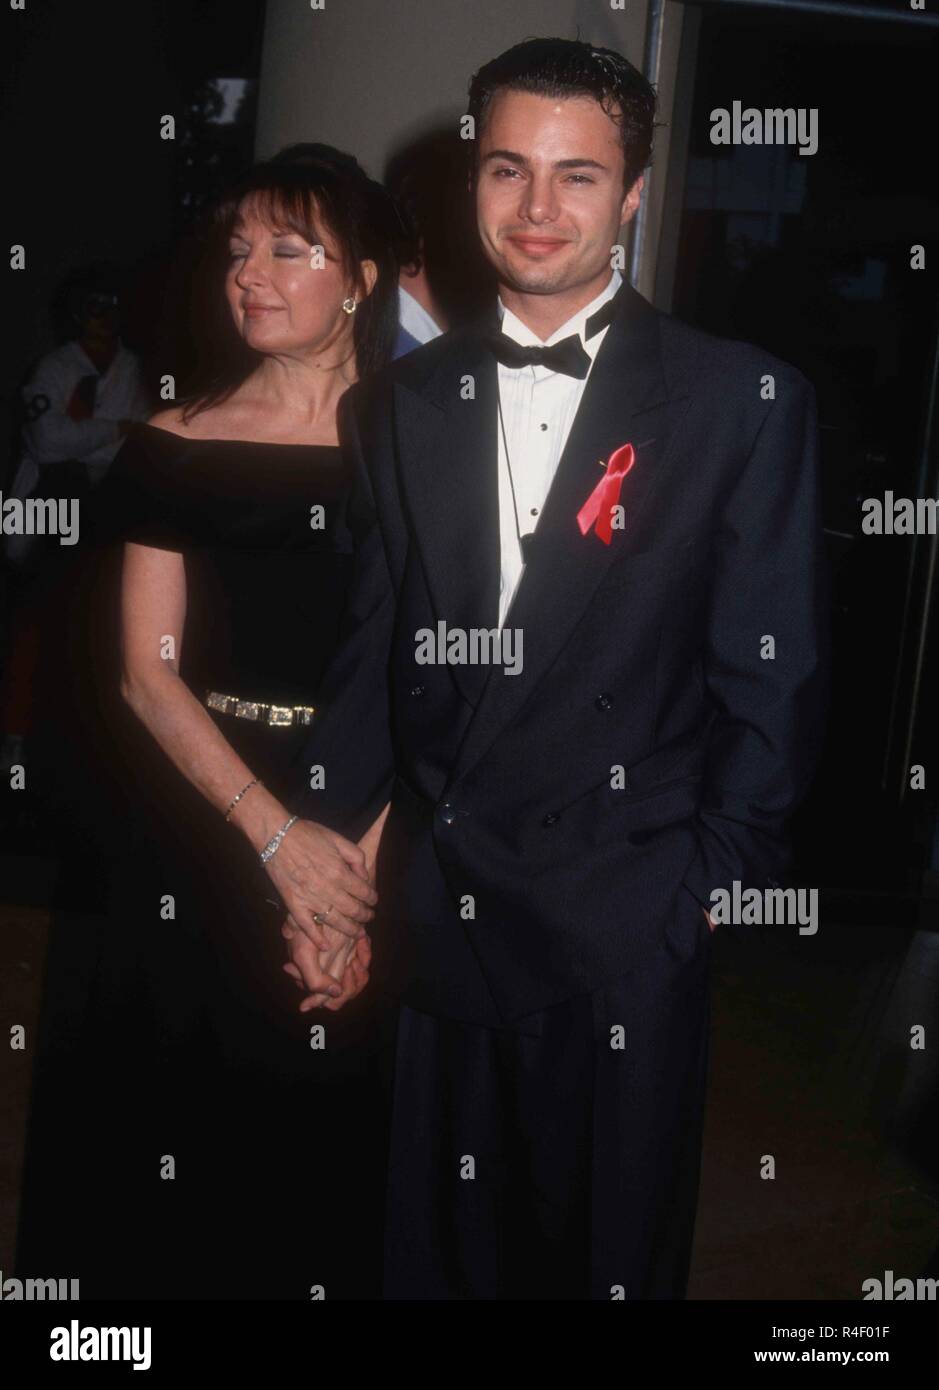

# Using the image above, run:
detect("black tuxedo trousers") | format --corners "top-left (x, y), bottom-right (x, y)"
top-left (382, 891), bottom-right (712, 1300)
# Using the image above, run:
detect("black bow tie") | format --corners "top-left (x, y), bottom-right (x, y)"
top-left (486, 288), bottom-right (621, 379)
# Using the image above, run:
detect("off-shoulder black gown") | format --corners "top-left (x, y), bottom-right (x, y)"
top-left (16, 424), bottom-right (390, 1299)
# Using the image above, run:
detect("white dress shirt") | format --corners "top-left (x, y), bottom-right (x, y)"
top-left (495, 268), bottom-right (623, 629)
top-left (398, 285), bottom-right (444, 347)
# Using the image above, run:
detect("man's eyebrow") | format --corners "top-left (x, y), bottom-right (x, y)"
top-left (554, 157), bottom-right (609, 172)
top-left (481, 148), bottom-right (529, 166)
top-left (481, 149), bottom-right (610, 172)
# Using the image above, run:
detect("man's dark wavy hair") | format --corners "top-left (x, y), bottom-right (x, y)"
top-left (467, 37), bottom-right (656, 191)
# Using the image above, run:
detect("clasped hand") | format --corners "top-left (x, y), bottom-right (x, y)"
top-left (282, 912), bottom-right (371, 1011)
top-left (269, 804), bottom-right (389, 1011)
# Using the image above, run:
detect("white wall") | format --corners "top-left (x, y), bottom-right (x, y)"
top-left (255, 0), bottom-right (689, 299)
top-left (256, 0), bottom-right (646, 176)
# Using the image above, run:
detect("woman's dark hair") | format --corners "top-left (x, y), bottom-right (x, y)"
top-left (180, 146), bottom-right (402, 419)
top-left (467, 37), bottom-right (656, 192)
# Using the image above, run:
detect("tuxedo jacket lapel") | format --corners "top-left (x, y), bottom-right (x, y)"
top-left (452, 285), bottom-right (693, 780)
top-left (394, 312), bottom-right (502, 705)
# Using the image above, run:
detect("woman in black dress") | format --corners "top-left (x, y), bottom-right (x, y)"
top-left (16, 150), bottom-right (401, 1299)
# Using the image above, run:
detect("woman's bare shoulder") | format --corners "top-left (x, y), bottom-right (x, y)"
top-left (146, 402), bottom-right (251, 442)
top-left (145, 406), bottom-right (193, 438)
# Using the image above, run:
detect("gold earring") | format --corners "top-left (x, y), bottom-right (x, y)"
top-left (341, 297), bottom-right (357, 315)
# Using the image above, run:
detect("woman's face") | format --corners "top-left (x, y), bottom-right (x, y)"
top-left (225, 195), bottom-right (357, 358)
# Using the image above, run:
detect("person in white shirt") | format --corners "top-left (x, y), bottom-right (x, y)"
top-left (18, 336), bottom-right (146, 486)
top-left (1, 271), bottom-right (148, 763)
top-left (12, 274), bottom-right (149, 517)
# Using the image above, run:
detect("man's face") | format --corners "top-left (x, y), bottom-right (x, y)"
top-left (80, 294), bottom-right (120, 342)
top-left (475, 89), bottom-right (642, 298)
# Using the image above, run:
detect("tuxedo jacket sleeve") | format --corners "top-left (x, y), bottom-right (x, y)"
top-left (292, 385), bottom-right (398, 839)
top-left (681, 371), bottom-right (829, 909)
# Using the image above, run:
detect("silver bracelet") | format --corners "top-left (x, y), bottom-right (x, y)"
top-left (259, 815), bottom-right (298, 865)
top-left (225, 777), bottom-right (261, 822)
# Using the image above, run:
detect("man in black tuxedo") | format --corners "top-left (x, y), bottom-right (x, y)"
top-left (273, 37), bottom-right (828, 1299)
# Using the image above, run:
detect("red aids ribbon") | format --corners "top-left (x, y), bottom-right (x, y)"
top-left (576, 442), bottom-right (635, 545)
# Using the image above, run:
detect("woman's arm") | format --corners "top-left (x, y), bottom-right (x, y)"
top-left (120, 540), bottom-right (263, 821)
top-left (119, 540), bottom-right (376, 943)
